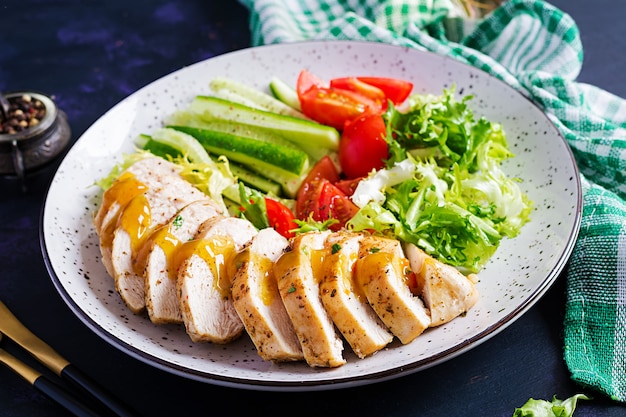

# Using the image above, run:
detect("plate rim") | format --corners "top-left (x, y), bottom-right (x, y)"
top-left (39, 39), bottom-right (583, 391)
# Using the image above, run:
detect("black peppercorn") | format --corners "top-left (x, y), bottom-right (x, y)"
top-left (0, 94), bottom-right (47, 134)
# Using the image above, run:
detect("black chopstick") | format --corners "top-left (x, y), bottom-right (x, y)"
top-left (0, 300), bottom-right (140, 417)
top-left (0, 346), bottom-right (101, 417)
top-left (33, 375), bottom-right (103, 417)
top-left (61, 363), bottom-right (140, 417)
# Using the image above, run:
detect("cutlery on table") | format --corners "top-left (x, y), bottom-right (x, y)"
top-left (0, 300), bottom-right (140, 417)
top-left (0, 332), bottom-right (102, 416)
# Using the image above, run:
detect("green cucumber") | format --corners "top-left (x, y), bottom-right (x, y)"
top-left (228, 162), bottom-right (282, 196)
top-left (170, 125), bottom-right (308, 197)
top-left (135, 134), bottom-right (182, 159)
top-left (168, 109), bottom-right (329, 162)
top-left (269, 77), bottom-right (301, 110)
top-left (170, 125), bottom-right (308, 175)
top-left (209, 88), bottom-right (264, 111)
top-left (189, 96), bottom-right (340, 151)
top-left (138, 128), bottom-right (212, 164)
top-left (210, 77), bottom-right (307, 119)
top-left (167, 111), bottom-right (304, 152)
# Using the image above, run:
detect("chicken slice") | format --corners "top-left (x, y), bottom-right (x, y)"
top-left (319, 232), bottom-right (393, 358)
top-left (355, 235), bottom-right (431, 344)
top-left (177, 216), bottom-right (258, 344)
top-left (110, 170), bottom-right (207, 313)
top-left (274, 231), bottom-right (346, 368)
top-left (404, 243), bottom-right (479, 327)
top-left (95, 157), bottom-right (181, 277)
top-left (231, 228), bottom-right (303, 362)
top-left (143, 200), bottom-right (222, 324)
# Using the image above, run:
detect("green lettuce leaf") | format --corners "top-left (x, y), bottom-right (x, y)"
top-left (512, 394), bottom-right (591, 417)
top-left (348, 87), bottom-right (533, 272)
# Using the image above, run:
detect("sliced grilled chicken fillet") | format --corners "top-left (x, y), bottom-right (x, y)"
top-left (110, 168), bottom-right (207, 313)
top-left (320, 232), bottom-right (393, 358)
top-left (404, 243), bottom-right (479, 327)
top-left (94, 157), bottom-right (182, 277)
top-left (274, 230), bottom-right (346, 368)
top-left (231, 228), bottom-right (303, 362)
top-left (355, 235), bottom-right (431, 344)
top-left (144, 200), bottom-right (222, 324)
top-left (177, 216), bottom-right (258, 344)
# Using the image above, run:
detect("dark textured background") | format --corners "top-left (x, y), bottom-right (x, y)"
top-left (1, 1), bottom-right (625, 416)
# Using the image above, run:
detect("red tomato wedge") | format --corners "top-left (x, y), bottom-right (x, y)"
top-left (299, 179), bottom-right (358, 231)
top-left (316, 180), bottom-right (360, 231)
top-left (334, 177), bottom-right (363, 197)
top-left (265, 197), bottom-right (298, 239)
top-left (329, 77), bottom-right (387, 110)
top-left (301, 154), bottom-right (340, 185)
top-left (295, 155), bottom-right (339, 219)
top-left (356, 77), bottom-right (413, 105)
top-left (296, 69), bottom-right (383, 130)
top-left (339, 113), bottom-right (388, 179)
top-left (295, 155), bottom-right (359, 231)
top-left (296, 69), bottom-right (327, 96)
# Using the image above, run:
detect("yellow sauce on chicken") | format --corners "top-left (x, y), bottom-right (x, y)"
top-left (117, 193), bottom-right (152, 275)
top-left (308, 248), bottom-right (327, 283)
top-left (100, 172), bottom-right (148, 249)
top-left (173, 236), bottom-right (236, 299)
top-left (135, 225), bottom-right (181, 279)
top-left (257, 255), bottom-right (277, 306)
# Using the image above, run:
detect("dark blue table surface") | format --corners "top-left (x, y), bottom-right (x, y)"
top-left (1, 1), bottom-right (625, 416)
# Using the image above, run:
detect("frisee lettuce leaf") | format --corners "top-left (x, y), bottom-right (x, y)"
top-left (348, 87), bottom-right (532, 272)
top-left (96, 149), bottom-right (238, 214)
top-left (512, 394), bottom-right (590, 417)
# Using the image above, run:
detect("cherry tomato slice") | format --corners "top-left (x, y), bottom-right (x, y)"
top-left (356, 77), bottom-right (413, 105)
top-left (329, 77), bottom-right (387, 110)
top-left (296, 69), bottom-right (327, 96)
top-left (303, 155), bottom-right (340, 185)
top-left (295, 156), bottom-right (339, 219)
top-left (297, 69), bottom-right (383, 130)
top-left (299, 86), bottom-right (381, 130)
top-left (316, 180), bottom-right (360, 231)
top-left (334, 177), bottom-right (363, 197)
top-left (265, 197), bottom-right (297, 239)
top-left (339, 113), bottom-right (388, 179)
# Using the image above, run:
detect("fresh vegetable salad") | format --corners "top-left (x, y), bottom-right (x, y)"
top-left (102, 70), bottom-right (532, 274)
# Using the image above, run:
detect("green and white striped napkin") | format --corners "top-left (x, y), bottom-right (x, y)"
top-left (237, 0), bottom-right (626, 402)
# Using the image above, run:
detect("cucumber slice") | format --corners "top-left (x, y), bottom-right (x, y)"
top-left (135, 134), bottom-right (182, 159)
top-left (269, 77), bottom-right (301, 111)
top-left (170, 125), bottom-right (308, 175)
top-left (167, 110), bottom-right (328, 162)
top-left (190, 96), bottom-right (340, 151)
top-left (228, 162), bottom-right (282, 196)
top-left (147, 128), bottom-right (212, 164)
top-left (209, 77), bottom-right (307, 119)
top-left (170, 125), bottom-right (308, 198)
top-left (167, 111), bottom-right (303, 151)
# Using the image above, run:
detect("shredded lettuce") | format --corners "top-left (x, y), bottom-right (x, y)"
top-left (175, 155), bottom-right (237, 213)
top-left (94, 151), bottom-right (152, 190)
top-left (96, 148), bottom-right (238, 214)
top-left (348, 87), bottom-right (532, 273)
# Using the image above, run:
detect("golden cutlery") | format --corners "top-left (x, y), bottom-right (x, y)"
top-left (0, 300), bottom-right (139, 417)
top-left (0, 332), bottom-right (101, 416)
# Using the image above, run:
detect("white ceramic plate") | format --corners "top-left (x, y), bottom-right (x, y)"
top-left (41, 41), bottom-right (581, 391)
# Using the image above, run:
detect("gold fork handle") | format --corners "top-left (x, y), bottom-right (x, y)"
top-left (0, 300), bottom-right (69, 375)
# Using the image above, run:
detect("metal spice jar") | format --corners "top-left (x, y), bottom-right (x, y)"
top-left (0, 91), bottom-right (71, 179)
